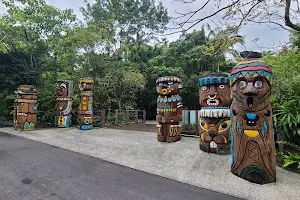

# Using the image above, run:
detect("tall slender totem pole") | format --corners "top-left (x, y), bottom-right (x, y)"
top-left (199, 74), bottom-right (231, 154)
top-left (55, 80), bottom-right (73, 128)
top-left (156, 76), bottom-right (183, 143)
top-left (14, 85), bottom-right (38, 130)
top-left (230, 51), bottom-right (276, 184)
top-left (77, 78), bottom-right (94, 130)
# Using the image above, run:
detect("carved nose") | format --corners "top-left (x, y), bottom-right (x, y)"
top-left (243, 84), bottom-right (258, 96)
top-left (244, 113), bottom-right (259, 126)
top-left (208, 94), bottom-right (217, 99)
top-left (209, 132), bottom-right (217, 138)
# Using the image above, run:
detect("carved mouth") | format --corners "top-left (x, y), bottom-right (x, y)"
top-left (247, 97), bottom-right (253, 108)
top-left (210, 141), bottom-right (218, 148)
top-left (161, 89), bottom-right (168, 95)
top-left (56, 89), bottom-right (63, 96)
top-left (205, 99), bottom-right (221, 106)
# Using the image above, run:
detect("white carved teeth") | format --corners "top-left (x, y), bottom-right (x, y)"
top-left (206, 99), bottom-right (219, 106)
top-left (210, 141), bottom-right (218, 148)
top-left (200, 109), bottom-right (231, 118)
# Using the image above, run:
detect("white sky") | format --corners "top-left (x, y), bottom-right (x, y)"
top-left (0, 0), bottom-right (292, 53)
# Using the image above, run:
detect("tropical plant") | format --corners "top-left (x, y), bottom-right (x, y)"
top-left (277, 151), bottom-right (300, 169)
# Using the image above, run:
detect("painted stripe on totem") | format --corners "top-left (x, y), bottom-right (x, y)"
top-left (233, 91), bottom-right (243, 102)
top-left (259, 90), bottom-right (271, 101)
top-left (233, 94), bottom-right (243, 104)
top-left (234, 61), bottom-right (270, 69)
top-left (237, 59), bottom-right (265, 64)
top-left (259, 91), bottom-right (271, 104)
top-left (230, 67), bottom-right (272, 75)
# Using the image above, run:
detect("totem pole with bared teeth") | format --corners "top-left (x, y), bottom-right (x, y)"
top-left (230, 51), bottom-right (276, 184)
top-left (55, 80), bottom-right (73, 128)
top-left (156, 76), bottom-right (183, 143)
top-left (77, 78), bottom-right (94, 130)
top-left (14, 85), bottom-right (38, 130)
top-left (199, 74), bottom-right (231, 154)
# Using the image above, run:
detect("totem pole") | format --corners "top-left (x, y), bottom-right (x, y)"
top-left (55, 80), bottom-right (73, 128)
top-left (156, 76), bottom-right (183, 143)
top-left (77, 78), bottom-right (94, 130)
top-left (199, 74), bottom-right (231, 154)
top-left (230, 51), bottom-right (276, 184)
top-left (14, 85), bottom-right (38, 130)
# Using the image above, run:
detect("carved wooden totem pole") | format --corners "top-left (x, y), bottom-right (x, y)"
top-left (230, 51), bottom-right (276, 184)
top-left (199, 74), bottom-right (231, 154)
top-left (156, 76), bottom-right (183, 143)
top-left (14, 85), bottom-right (38, 130)
top-left (55, 80), bottom-right (73, 128)
top-left (77, 78), bottom-right (94, 130)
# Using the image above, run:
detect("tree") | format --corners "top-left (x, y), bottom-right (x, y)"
top-left (80, 0), bottom-right (169, 57)
top-left (0, 0), bottom-right (78, 121)
top-left (170, 0), bottom-right (300, 34)
top-left (95, 61), bottom-right (145, 111)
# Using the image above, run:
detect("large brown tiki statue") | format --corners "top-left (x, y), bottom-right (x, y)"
top-left (156, 76), bottom-right (183, 143)
top-left (55, 80), bottom-right (73, 128)
top-left (230, 51), bottom-right (276, 184)
top-left (77, 78), bottom-right (94, 130)
top-left (14, 85), bottom-right (38, 131)
top-left (199, 74), bottom-right (231, 154)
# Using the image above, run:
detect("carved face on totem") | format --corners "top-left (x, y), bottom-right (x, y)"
top-left (199, 74), bottom-right (231, 154)
top-left (156, 76), bottom-right (182, 96)
top-left (79, 78), bottom-right (94, 91)
top-left (200, 111), bottom-right (231, 152)
top-left (199, 75), bottom-right (231, 107)
top-left (56, 80), bottom-right (72, 98)
top-left (16, 85), bottom-right (37, 99)
top-left (14, 85), bottom-right (38, 130)
top-left (230, 51), bottom-right (276, 184)
top-left (230, 52), bottom-right (273, 139)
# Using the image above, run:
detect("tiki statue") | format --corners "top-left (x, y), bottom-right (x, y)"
top-left (77, 78), bottom-right (94, 130)
top-left (230, 51), bottom-right (276, 184)
top-left (199, 74), bottom-right (231, 154)
top-left (156, 76), bottom-right (183, 143)
top-left (14, 85), bottom-right (38, 130)
top-left (55, 80), bottom-right (73, 128)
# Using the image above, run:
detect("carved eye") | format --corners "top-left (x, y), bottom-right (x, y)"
top-left (158, 83), bottom-right (163, 86)
top-left (200, 119), bottom-right (209, 130)
top-left (239, 80), bottom-right (247, 89)
top-left (201, 86), bottom-right (207, 91)
top-left (218, 120), bottom-right (231, 132)
top-left (60, 83), bottom-right (67, 88)
top-left (254, 80), bottom-right (263, 89)
top-left (219, 85), bottom-right (225, 89)
top-left (168, 81), bottom-right (173, 85)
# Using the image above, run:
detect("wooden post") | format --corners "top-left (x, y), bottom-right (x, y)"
top-left (187, 110), bottom-right (190, 124)
top-left (101, 109), bottom-right (106, 127)
top-left (195, 110), bottom-right (199, 136)
top-left (115, 109), bottom-right (118, 125)
top-left (126, 110), bottom-right (129, 124)
top-left (135, 110), bottom-right (138, 123)
top-left (143, 110), bottom-right (146, 123)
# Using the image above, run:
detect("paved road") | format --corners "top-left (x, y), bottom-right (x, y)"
top-left (0, 131), bottom-right (242, 200)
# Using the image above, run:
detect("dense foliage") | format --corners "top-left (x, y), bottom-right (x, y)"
top-left (0, 0), bottom-right (239, 124)
top-left (1, 0), bottom-right (299, 147)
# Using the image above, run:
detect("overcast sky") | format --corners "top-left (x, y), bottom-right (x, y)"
top-left (0, 0), bottom-right (291, 53)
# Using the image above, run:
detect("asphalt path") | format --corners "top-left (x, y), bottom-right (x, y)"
top-left (0, 131), bottom-right (242, 200)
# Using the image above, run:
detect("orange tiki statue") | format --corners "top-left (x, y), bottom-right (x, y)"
top-left (14, 85), bottom-right (38, 130)
top-left (156, 76), bottom-right (183, 143)
top-left (199, 74), bottom-right (231, 154)
top-left (77, 78), bottom-right (94, 130)
top-left (230, 51), bottom-right (276, 184)
top-left (55, 80), bottom-right (73, 128)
